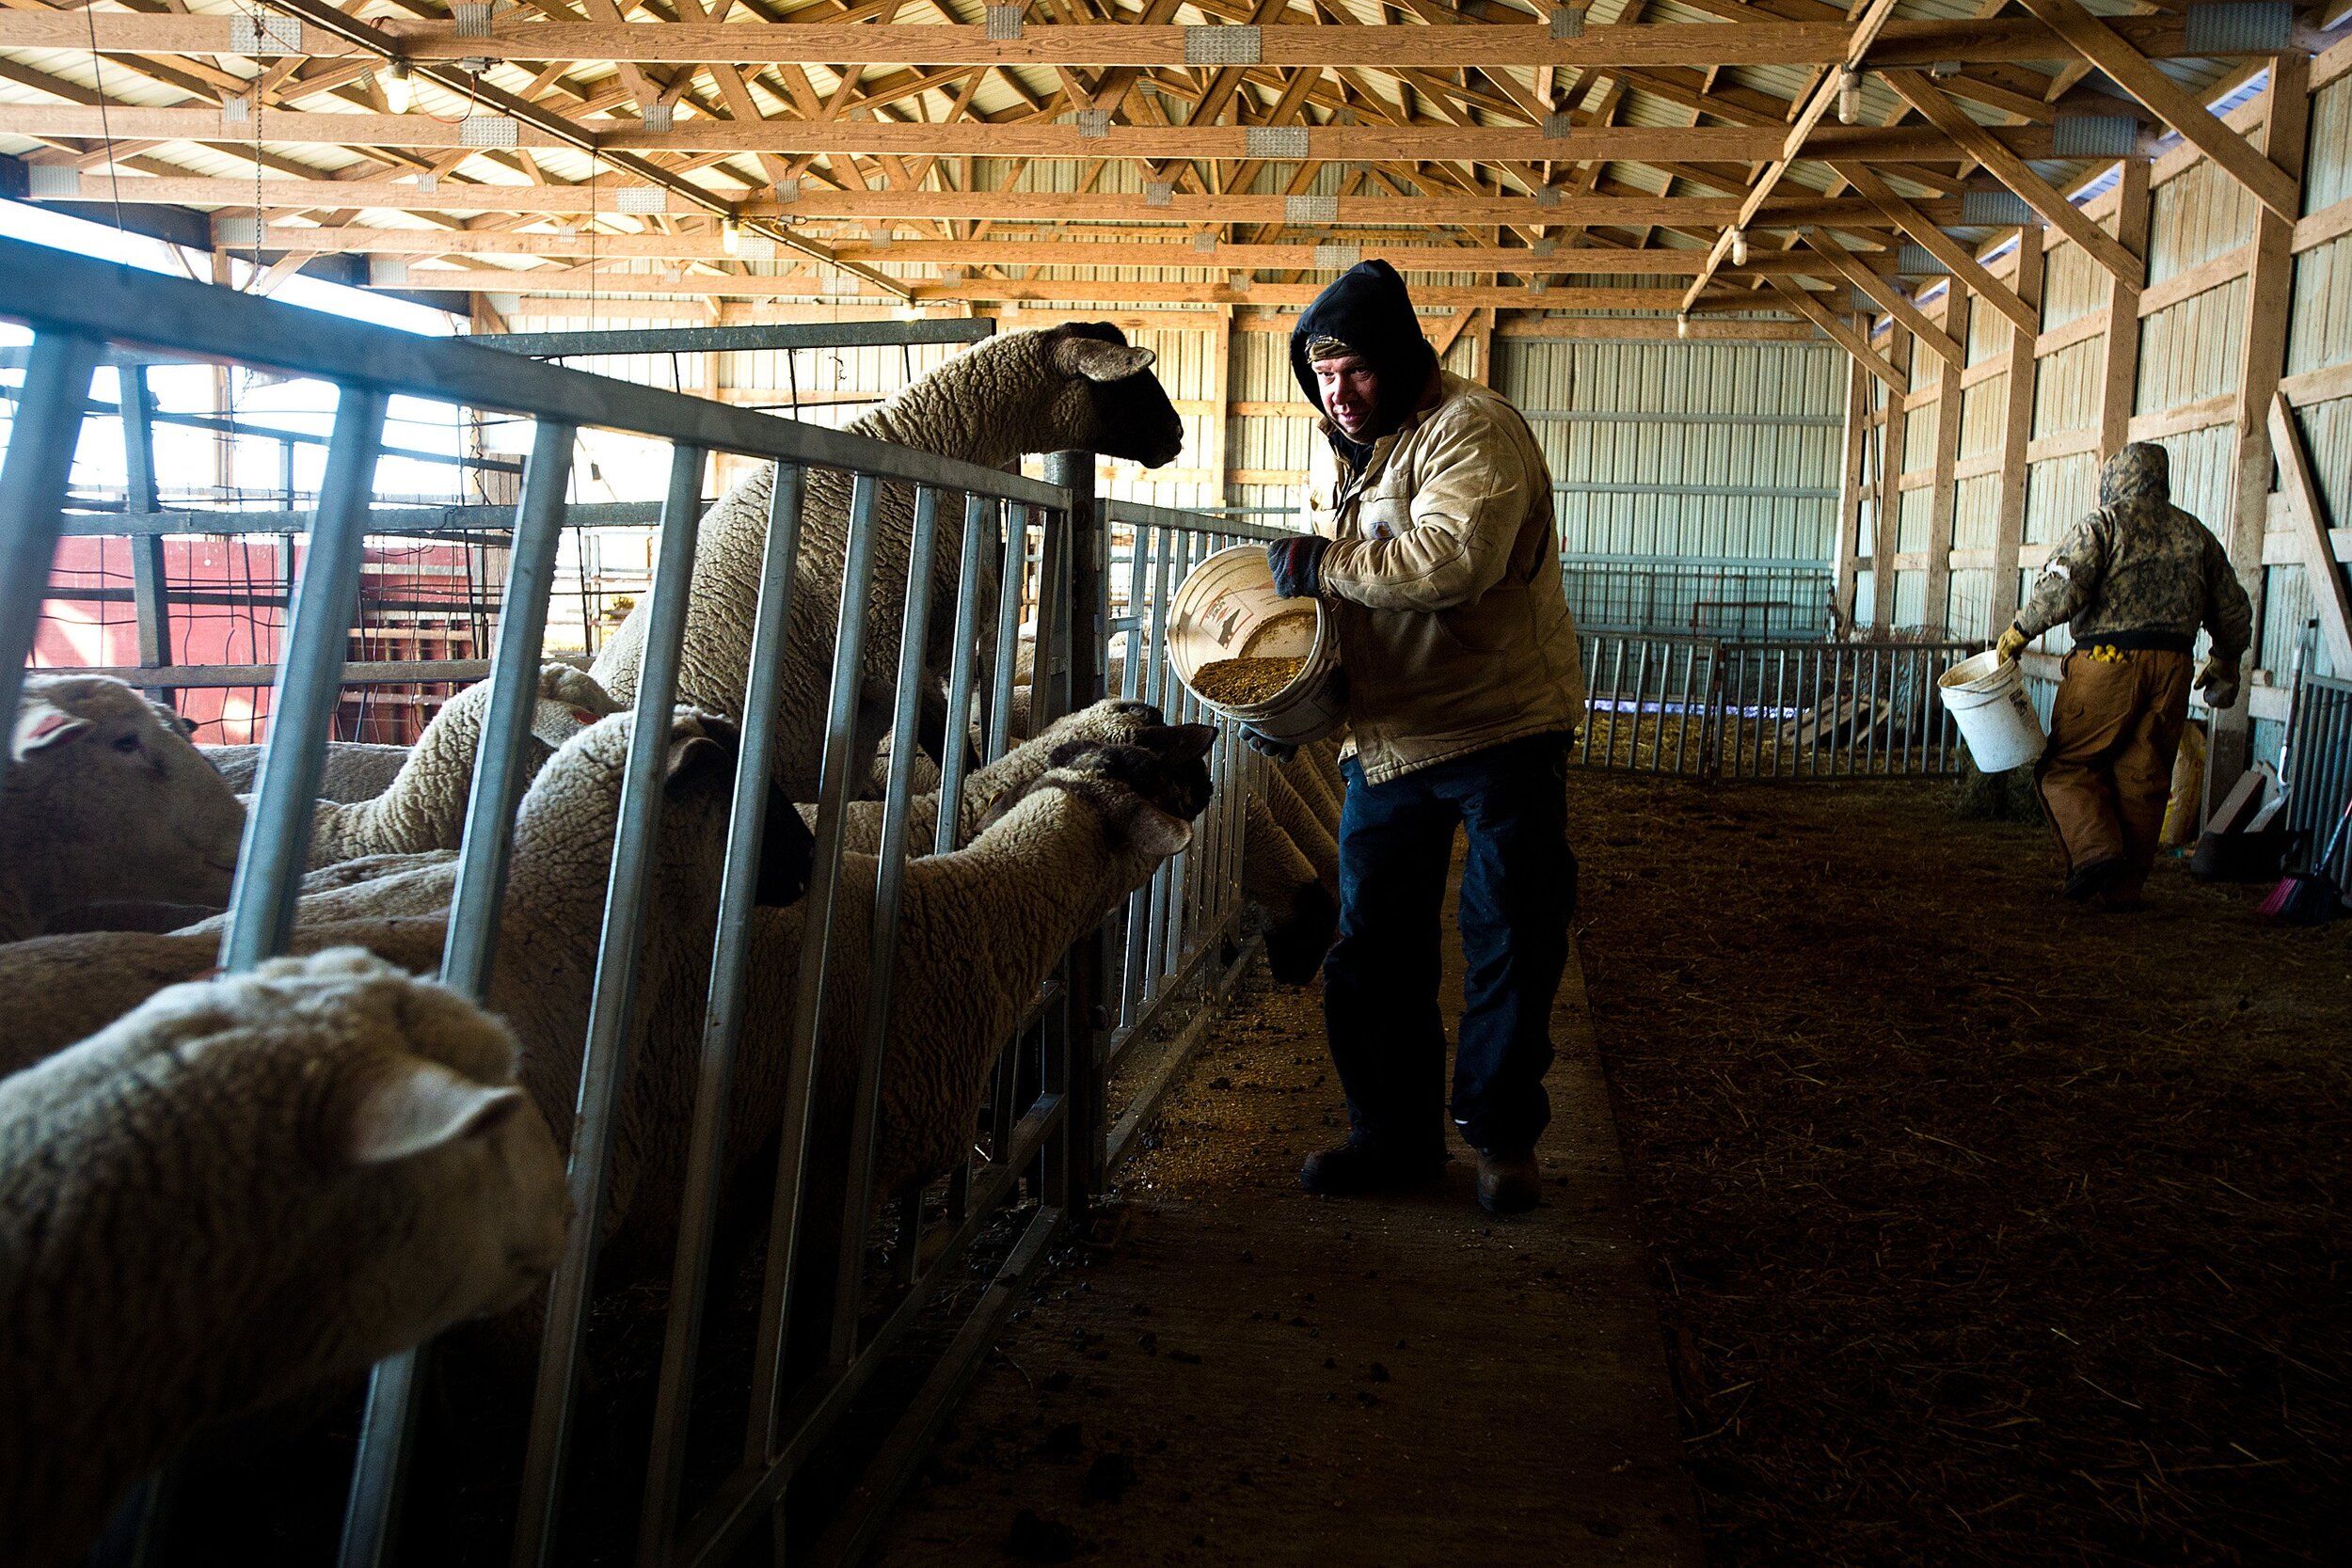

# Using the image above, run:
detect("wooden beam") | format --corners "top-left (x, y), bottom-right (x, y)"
top-left (1802, 228), bottom-right (1963, 368)
top-left (2094, 153), bottom-right (2149, 456)
top-left (2011, 0), bottom-right (2300, 222)
top-left (1987, 223), bottom-right (2043, 631)
top-left (1831, 160), bottom-right (2042, 334)
top-left (14, 170), bottom-right (1961, 229)
top-left (1881, 71), bottom-right (2145, 291)
top-left (1770, 277), bottom-right (1905, 393)
top-left (2270, 390), bottom-right (2352, 674)
top-left (1920, 279), bottom-right (1967, 634)
top-left (1871, 327), bottom-right (1913, 629)
top-left (1832, 346), bottom-right (1870, 630)
top-left (0, 103), bottom-right (2105, 164)
top-left (1683, 0), bottom-right (1904, 310)
top-left (2212, 50), bottom-right (2312, 794)
top-left (0, 14), bottom-right (2312, 67)
top-left (255, 225), bottom-right (1858, 275)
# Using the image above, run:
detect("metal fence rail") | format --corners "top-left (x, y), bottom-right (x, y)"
top-left (1572, 632), bottom-right (1979, 779)
top-left (2285, 673), bottom-right (2352, 888)
top-left (1097, 499), bottom-right (1285, 1176)
top-left (0, 234), bottom-right (1259, 1568)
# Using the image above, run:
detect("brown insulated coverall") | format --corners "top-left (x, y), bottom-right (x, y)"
top-left (2012, 443), bottom-right (2253, 897)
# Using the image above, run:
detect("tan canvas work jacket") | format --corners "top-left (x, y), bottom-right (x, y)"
top-left (1302, 371), bottom-right (1587, 785)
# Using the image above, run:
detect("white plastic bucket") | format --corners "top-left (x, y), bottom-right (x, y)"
top-left (1937, 649), bottom-right (2046, 772)
top-left (1166, 544), bottom-right (1345, 747)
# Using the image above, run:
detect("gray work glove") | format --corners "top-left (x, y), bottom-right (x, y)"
top-left (2195, 656), bottom-right (2240, 711)
top-left (1240, 726), bottom-right (1297, 763)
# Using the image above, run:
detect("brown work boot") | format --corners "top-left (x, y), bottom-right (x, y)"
top-left (1475, 1150), bottom-right (1542, 1215)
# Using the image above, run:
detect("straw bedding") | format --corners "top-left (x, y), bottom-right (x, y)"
top-left (1569, 774), bottom-right (2351, 1566)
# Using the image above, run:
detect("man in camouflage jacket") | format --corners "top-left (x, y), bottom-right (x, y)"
top-left (1994, 442), bottom-right (2252, 909)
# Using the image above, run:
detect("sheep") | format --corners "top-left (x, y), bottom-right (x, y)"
top-left (591, 324), bottom-right (1186, 800)
top-left (0, 704), bottom-right (1202, 1326)
top-left (287, 664), bottom-right (619, 869)
top-left (0, 948), bottom-right (569, 1568)
top-left (1248, 797), bottom-right (1341, 986)
top-left (203, 665), bottom-right (613, 810)
top-left (0, 710), bottom-right (817, 1270)
top-left (3, 675), bottom-right (246, 943)
top-left (246, 698), bottom-right (1180, 932)
top-left (203, 741), bottom-right (407, 801)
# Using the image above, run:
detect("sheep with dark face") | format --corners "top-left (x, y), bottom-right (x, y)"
top-left (591, 323), bottom-right (1187, 799)
top-left (4, 675), bottom-right (246, 942)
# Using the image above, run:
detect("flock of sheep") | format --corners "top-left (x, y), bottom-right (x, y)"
top-left (0, 322), bottom-right (1350, 1560)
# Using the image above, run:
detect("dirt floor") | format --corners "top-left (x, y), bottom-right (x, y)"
top-left (870, 886), bottom-right (1703, 1567)
top-left (1567, 775), bottom-right (2351, 1567)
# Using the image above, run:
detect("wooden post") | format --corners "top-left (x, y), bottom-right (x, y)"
top-left (1832, 341), bottom-right (1869, 632)
top-left (2094, 157), bottom-right (2150, 461)
top-left (1469, 306), bottom-right (1496, 388)
top-left (1871, 325), bottom-right (1913, 631)
top-left (1988, 225), bottom-right (2045, 632)
top-left (1206, 307), bottom-right (1233, 513)
top-left (2210, 51), bottom-right (2311, 798)
top-left (1922, 280), bottom-right (1967, 634)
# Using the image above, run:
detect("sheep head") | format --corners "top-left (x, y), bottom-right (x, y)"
top-left (517, 707), bottom-right (817, 914)
top-left (1039, 323), bottom-right (1186, 468)
top-left (4, 675), bottom-right (246, 925)
top-left (977, 720), bottom-right (1217, 855)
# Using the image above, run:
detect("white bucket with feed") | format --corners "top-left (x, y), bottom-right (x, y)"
top-left (1167, 544), bottom-right (1345, 747)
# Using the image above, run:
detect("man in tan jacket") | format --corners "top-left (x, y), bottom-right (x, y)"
top-left (1249, 260), bottom-right (1586, 1215)
top-left (1994, 442), bottom-right (2252, 910)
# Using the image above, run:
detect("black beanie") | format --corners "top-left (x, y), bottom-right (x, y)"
top-left (1290, 259), bottom-right (1438, 441)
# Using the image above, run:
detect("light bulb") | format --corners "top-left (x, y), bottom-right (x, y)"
top-left (1837, 68), bottom-right (1862, 127)
top-left (1731, 230), bottom-right (1748, 266)
top-left (386, 58), bottom-right (412, 115)
top-left (1677, 312), bottom-right (1691, 340)
top-left (722, 217), bottom-right (741, 256)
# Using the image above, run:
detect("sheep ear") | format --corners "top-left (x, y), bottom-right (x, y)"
top-left (11, 701), bottom-right (90, 760)
top-left (1121, 804), bottom-right (1192, 860)
top-left (346, 1059), bottom-right (527, 1166)
top-left (1055, 336), bottom-right (1157, 384)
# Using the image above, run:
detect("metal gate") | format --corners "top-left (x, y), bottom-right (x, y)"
top-left (0, 237), bottom-right (1252, 1566)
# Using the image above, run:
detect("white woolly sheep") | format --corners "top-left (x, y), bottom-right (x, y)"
top-left (288, 664), bottom-right (618, 869)
top-left (203, 740), bottom-right (407, 801)
top-left (0, 947), bottom-right (568, 1568)
top-left (4, 675), bottom-right (246, 943)
top-left (591, 324), bottom-right (1186, 799)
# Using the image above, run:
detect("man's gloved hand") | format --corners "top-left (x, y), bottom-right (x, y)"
top-left (1266, 535), bottom-right (1331, 601)
top-left (2196, 656), bottom-right (2241, 711)
top-left (1240, 726), bottom-right (1297, 763)
top-left (1994, 624), bottom-right (2029, 663)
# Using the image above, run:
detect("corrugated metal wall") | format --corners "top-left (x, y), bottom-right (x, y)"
top-left (1496, 337), bottom-right (1843, 635)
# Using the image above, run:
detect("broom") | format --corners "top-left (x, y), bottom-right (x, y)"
top-left (2262, 789), bottom-right (2352, 925)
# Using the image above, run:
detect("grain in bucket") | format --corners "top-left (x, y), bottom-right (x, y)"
top-left (1168, 544), bottom-right (1346, 747)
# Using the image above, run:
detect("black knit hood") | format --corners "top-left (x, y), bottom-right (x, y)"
top-left (1291, 259), bottom-right (1438, 453)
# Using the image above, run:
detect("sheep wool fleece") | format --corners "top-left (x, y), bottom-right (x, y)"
top-left (591, 327), bottom-right (1181, 800)
top-left (0, 949), bottom-right (566, 1568)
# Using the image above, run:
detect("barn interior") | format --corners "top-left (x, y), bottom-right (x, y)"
top-left (2, 0), bottom-right (2349, 1563)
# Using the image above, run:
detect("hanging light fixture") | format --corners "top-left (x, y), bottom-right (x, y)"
top-left (1677, 312), bottom-right (1692, 340)
top-left (385, 57), bottom-right (413, 115)
top-left (1837, 67), bottom-right (1863, 126)
top-left (1730, 229), bottom-right (1749, 266)
top-left (722, 216), bottom-right (742, 255)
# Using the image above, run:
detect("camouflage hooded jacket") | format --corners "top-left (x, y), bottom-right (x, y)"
top-left (2013, 442), bottom-right (2252, 659)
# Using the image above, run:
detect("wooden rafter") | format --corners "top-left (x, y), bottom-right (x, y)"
top-left (0, 13), bottom-right (2312, 68)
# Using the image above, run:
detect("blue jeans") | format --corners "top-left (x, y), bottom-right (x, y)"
top-left (1323, 731), bottom-right (1577, 1159)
